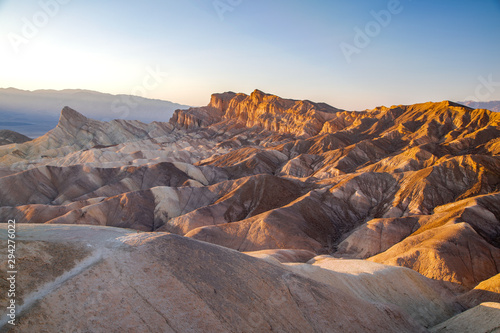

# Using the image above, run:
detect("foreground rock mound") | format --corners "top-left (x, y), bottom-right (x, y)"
top-left (0, 224), bottom-right (461, 332)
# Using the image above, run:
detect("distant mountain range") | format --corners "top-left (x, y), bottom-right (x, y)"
top-left (0, 88), bottom-right (190, 137)
top-left (458, 100), bottom-right (500, 113)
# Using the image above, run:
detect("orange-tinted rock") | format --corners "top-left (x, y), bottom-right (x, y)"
top-left (369, 223), bottom-right (500, 288)
top-left (457, 274), bottom-right (500, 308)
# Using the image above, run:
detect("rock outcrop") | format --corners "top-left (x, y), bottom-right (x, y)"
top-left (171, 89), bottom-right (342, 137)
top-left (0, 130), bottom-right (31, 146)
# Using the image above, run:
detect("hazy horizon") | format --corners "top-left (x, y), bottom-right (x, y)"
top-left (2, 86), bottom-right (500, 110)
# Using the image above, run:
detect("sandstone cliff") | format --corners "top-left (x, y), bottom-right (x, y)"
top-left (171, 89), bottom-right (342, 137)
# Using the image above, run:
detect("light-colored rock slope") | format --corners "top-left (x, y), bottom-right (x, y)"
top-left (0, 224), bottom-right (460, 332)
top-left (286, 256), bottom-right (459, 328)
top-left (0, 107), bottom-right (174, 165)
top-left (430, 302), bottom-right (500, 333)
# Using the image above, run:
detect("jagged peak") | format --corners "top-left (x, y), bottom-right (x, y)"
top-left (209, 92), bottom-right (238, 112)
top-left (437, 100), bottom-right (470, 108)
top-left (61, 106), bottom-right (87, 119)
top-left (210, 91), bottom-right (237, 101)
top-left (251, 89), bottom-right (266, 96)
top-left (250, 89), bottom-right (270, 103)
top-left (57, 106), bottom-right (89, 128)
top-left (413, 100), bottom-right (474, 111)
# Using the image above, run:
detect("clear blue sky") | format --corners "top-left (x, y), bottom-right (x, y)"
top-left (1, 0), bottom-right (499, 110)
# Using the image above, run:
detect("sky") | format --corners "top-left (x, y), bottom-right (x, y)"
top-left (0, 0), bottom-right (499, 110)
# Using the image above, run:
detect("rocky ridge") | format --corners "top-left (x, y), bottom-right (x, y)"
top-left (171, 89), bottom-right (342, 137)
top-left (0, 130), bottom-right (31, 146)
